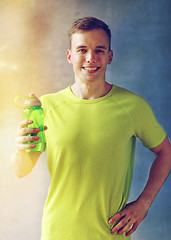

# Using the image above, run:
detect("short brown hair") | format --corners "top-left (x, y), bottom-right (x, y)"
top-left (68, 17), bottom-right (111, 50)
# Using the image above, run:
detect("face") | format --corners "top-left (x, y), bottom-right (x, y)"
top-left (67, 29), bottom-right (113, 84)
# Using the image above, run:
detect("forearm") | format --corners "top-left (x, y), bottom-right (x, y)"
top-left (137, 149), bottom-right (171, 209)
top-left (109, 137), bottom-right (171, 236)
top-left (11, 149), bottom-right (41, 178)
top-left (12, 119), bottom-right (46, 178)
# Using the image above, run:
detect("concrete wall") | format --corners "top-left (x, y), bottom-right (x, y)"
top-left (0, 0), bottom-right (170, 239)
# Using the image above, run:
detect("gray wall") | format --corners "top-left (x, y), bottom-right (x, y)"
top-left (0, 0), bottom-right (170, 239)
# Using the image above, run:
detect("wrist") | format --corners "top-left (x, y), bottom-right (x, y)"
top-left (136, 194), bottom-right (153, 210)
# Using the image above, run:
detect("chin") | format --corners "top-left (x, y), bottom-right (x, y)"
top-left (83, 77), bottom-right (103, 84)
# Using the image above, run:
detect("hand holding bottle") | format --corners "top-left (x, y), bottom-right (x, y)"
top-left (12, 93), bottom-right (48, 177)
top-left (14, 93), bottom-right (47, 152)
top-left (15, 119), bottom-right (47, 151)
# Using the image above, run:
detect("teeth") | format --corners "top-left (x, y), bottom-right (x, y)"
top-left (83, 67), bottom-right (98, 71)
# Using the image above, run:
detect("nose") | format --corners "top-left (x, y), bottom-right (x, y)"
top-left (86, 50), bottom-right (96, 63)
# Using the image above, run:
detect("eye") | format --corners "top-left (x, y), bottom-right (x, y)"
top-left (77, 49), bottom-right (87, 54)
top-left (96, 49), bottom-right (105, 54)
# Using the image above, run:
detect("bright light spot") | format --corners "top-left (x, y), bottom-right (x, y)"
top-left (0, 61), bottom-right (7, 68)
top-left (11, 64), bottom-right (19, 71)
top-left (0, 61), bottom-right (19, 71)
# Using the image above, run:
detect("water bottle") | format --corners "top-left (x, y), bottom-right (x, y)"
top-left (14, 93), bottom-right (46, 152)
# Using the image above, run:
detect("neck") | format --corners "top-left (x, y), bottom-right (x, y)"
top-left (71, 81), bottom-right (112, 100)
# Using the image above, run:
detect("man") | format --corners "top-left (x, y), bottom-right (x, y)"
top-left (12, 17), bottom-right (171, 240)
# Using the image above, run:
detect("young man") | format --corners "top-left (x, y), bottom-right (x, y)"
top-left (12, 17), bottom-right (171, 240)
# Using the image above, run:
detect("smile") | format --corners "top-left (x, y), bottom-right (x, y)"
top-left (82, 67), bottom-right (100, 71)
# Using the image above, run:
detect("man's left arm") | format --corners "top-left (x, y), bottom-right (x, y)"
top-left (108, 136), bottom-right (171, 236)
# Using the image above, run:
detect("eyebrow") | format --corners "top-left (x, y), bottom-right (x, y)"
top-left (76, 45), bottom-right (87, 49)
top-left (76, 45), bottom-right (107, 49)
top-left (96, 46), bottom-right (107, 49)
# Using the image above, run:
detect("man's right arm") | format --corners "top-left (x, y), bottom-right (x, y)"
top-left (11, 120), bottom-right (46, 178)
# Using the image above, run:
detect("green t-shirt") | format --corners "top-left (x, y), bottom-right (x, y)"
top-left (40, 85), bottom-right (166, 240)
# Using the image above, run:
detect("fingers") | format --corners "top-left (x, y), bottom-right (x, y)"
top-left (16, 142), bottom-right (37, 151)
top-left (16, 135), bottom-right (40, 144)
top-left (115, 219), bottom-right (137, 235)
top-left (18, 120), bottom-right (33, 129)
top-left (117, 220), bottom-right (133, 235)
top-left (108, 212), bottom-right (124, 224)
top-left (17, 120), bottom-right (48, 132)
top-left (16, 120), bottom-right (39, 151)
top-left (44, 126), bottom-right (48, 131)
top-left (15, 119), bottom-right (47, 151)
top-left (125, 222), bottom-right (139, 236)
top-left (109, 201), bottom-right (148, 236)
top-left (16, 134), bottom-right (39, 151)
top-left (110, 214), bottom-right (130, 234)
top-left (16, 126), bottom-right (40, 138)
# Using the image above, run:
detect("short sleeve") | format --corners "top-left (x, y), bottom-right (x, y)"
top-left (131, 96), bottom-right (166, 149)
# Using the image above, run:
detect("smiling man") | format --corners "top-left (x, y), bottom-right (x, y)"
top-left (12, 17), bottom-right (171, 240)
top-left (67, 26), bottom-right (113, 99)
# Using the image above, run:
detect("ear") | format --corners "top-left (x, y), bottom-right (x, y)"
top-left (67, 49), bottom-right (72, 64)
top-left (108, 50), bottom-right (113, 64)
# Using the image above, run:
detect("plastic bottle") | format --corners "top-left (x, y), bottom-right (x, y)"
top-left (14, 93), bottom-right (46, 152)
